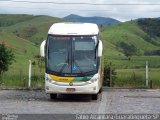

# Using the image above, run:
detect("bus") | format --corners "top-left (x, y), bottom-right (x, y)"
top-left (40, 23), bottom-right (103, 100)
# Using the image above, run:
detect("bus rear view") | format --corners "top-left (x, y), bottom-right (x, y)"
top-left (40, 23), bottom-right (103, 100)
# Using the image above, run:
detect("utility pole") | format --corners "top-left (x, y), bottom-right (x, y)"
top-left (28, 60), bottom-right (32, 88)
top-left (110, 62), bottom-right (112, 87)
top-left (146, 61), bottom-right (148, 87)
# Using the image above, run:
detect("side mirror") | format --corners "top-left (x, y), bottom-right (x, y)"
top-left (40, 40), bottom-right (46, 57)
top-left (98, 40), bottom-right (103, 57)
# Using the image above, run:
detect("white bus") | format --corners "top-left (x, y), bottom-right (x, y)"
top-left (40, 23), bottom-right (103, 100)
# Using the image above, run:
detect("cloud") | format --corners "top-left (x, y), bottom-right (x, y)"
top-left (0, 0), bottom-right (160, 21)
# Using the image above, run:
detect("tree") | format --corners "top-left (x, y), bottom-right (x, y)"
top-left (0, 43), bottom-right (14, 79)
top-left (118, 42), bottom-right (137, 60)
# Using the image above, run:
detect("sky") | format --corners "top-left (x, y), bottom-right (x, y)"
top-left (0, 0), bottom-right (160, 22)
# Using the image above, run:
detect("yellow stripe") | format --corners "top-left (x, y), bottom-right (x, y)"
top-left (49, 74), bottom-right (74, 83)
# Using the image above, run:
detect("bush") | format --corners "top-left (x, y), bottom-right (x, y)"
top-left (144, 50), bottom-right (160, 56)
top-left (118, 42), bottom-right (137, 59)
top-left (24, 27), bottom-right (37, 38)
top-left (137, 19), bottom-right (160, 38)
top-left (0, 43), bottom-right (14, 80)
top-left (103, 63), bottom-right (117, 87)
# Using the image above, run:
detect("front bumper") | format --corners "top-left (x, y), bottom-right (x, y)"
top-left (45, 80), bottom-right (100, 94)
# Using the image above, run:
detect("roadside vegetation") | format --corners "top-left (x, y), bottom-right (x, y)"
top-left (115, 68), bottom-right (160, 88)
top-left (0, 43), bottom-right (14, 80)
top-left (0, 14), bottom-right (160, 88)
top-left (101, 20), bottom-right (160, 88)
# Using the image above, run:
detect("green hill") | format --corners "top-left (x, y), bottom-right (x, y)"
top-left (0, 14), bottom-right (35, 27)
top-left (0, 31), bottom-right (41, 87)
top-left (1, 14), bottom-right (160, 69)
top-left (1, 14), bottom-right (160, 88)
top-left (101, 21), bottom-right (160, 68)
top-left (137, 18), bottom-right (160, 47)
top-left (102, 21), bottom-right (159, 54)
top-left (0, 14), bottom-right (63, 79)
top-left (0, 31), bottom-right (38, 69)
top-left (2, 15), bottom-right (63, 45)
top-left (0, 14), bottom-right (63, 87)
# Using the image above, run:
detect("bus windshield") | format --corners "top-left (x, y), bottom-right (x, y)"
top-left (47, 35), bottom-right (98, 76)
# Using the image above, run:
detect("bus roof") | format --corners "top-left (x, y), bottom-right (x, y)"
top-left (48, 23), bottom-right (99, 35)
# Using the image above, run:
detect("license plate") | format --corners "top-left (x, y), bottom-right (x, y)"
top-left (66, 88), bottom-right (75, 92)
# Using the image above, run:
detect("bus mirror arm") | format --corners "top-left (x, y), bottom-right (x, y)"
top-left (40, 40), bottom-right (46, 57)
top-left (98, 40), bottom-right (103, 57)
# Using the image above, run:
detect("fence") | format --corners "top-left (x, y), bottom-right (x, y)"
top-left (0, 62), bottom-right (45, 88)
top-left (0, 60), bottom-right (160, 89)
top-left (104, 61), bottom-right (160, 89)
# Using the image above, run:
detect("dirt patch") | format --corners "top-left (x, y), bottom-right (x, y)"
top-left (0, 41), bottom-right (12, 47)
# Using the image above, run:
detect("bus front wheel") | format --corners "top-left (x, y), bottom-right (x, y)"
top-left (50, 94), bottom-right (57, 99)
top-left (92, 93), bottom-right (98, 100)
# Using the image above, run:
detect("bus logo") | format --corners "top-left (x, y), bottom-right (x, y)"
top-left (69, 82), bottom-right (73, 86)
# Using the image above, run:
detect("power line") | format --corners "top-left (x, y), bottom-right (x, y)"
top-left (1, 5), bottom-right (160, 13)
top-left (0, 6), bottom-right (112, 11)
top-left (1, 0), bottom-right (160, 5)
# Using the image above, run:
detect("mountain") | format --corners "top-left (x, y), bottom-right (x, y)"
top-left (64, 14), bottom-right (121, 26)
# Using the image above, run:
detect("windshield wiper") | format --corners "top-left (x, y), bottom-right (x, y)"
top-left (59, 51), bottom-right (70, 73)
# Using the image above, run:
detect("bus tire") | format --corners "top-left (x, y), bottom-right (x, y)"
top-left (92, 93), bottom-right (98, 100)
top-left (50, 94), bottom-right (57, 99)
top-left (99, 88), bottom-right (102, 93)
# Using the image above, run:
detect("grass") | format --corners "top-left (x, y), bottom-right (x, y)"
top-left (115, 68), bottom-right (160, 88)
top-left (107, 55), bottom-right (160, 69)
top-left (0, 31), bottom-right (38, 69)
top-left (100, 21), bottom-right (160, 88)
top-left (0, 14), bottom-right (35, 27)
top-left (101, 21), bottom-right (160, 59)
top-left (0, 14), bottom-right (160, 88)
top-left (0, 15), bottom-right (61, 88)
top-left (102, 21), bottom-right (159, 51)
top-left (0, 31), bottom-right (44, 88)
top-left (3, 15), bottom-right (63, 45)
top-left (0, 65), bottom-right (45, 88)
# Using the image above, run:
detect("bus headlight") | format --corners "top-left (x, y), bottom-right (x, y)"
top-left (90, 77), bottom-right (98, 83)
top-left (90, 74), bottom-right (99, 83)
top-left (46, 76), bottom-right (52, 83)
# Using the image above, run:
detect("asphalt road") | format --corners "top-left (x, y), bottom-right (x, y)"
top-left (0, 89), bottom-right (160, 119)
